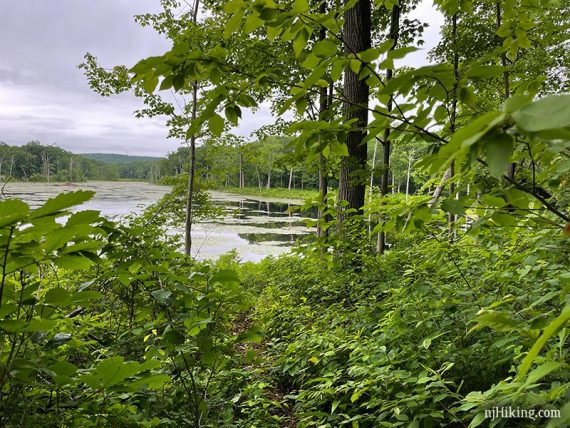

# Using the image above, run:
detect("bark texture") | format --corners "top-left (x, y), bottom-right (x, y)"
top-left (338, 0), bottom-right (371, 214)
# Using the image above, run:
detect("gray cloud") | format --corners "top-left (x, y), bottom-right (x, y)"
top-left (0, 0), bottom-right (179, 156)
top-left (0, 1), bottom-right (441, 157)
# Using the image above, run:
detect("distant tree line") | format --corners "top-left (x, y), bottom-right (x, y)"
top-left (0, 141), bottom-right (162, 182)
top-left (1, 139), bottom-right (425, 192)
top-left (159, 135), bottom-right (425, 194)
top-left (160, 136), bottom-right (321, 190)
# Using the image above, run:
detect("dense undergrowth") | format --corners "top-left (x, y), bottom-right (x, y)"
top-left (0, 183), bottom-right (568, 427)
top-left (236, 227), bottom-right (569, 427)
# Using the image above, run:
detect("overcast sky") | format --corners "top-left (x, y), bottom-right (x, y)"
top-left (0, 1), bottom-right (443, 157)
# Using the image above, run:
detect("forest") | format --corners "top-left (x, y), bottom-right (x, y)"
top-left (1, 0), bottom-right (569, 427)
top-left (0, 141), bottom-right (162, 182)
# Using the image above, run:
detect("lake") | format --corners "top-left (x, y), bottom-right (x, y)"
top-left (2, 181), bottom-right (313, 262)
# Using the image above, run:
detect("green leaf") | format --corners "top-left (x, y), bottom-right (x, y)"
top-left (330, 141), bottom-right (349, 156)
top-left (465, 65), bottom-right (506, 79)
top-left (224, 0), bottom-right (244, 14)
top-left (23, 318), bottom-right (57, 332)
top-left (266, 25), bottom-right (282, 41)
top-left (517, 305), bottom-right (570, 380)
top-left (441, 198), bottom-right (465, 215)
top-left (43, 229), bottom-right (78, 253)
top-left (224, 10), bottom-right (244, 39)
top-left (225, 105), bottom-right (242, 125)
top-left (471, 310), bottom-right (521, 332)
top-left (159, 75), bottom-right (173, 91)
top-left (525, 361), bottom-right (562, 386)
top-left (244, 13), bottom-right (263, 33)
top-left (503, 94), bottom-right (532, 113)
top-left (358, 48), bottom-right (380, 62)
top-left (66, 210), bottom-right (101, 226)
top-left (480, 195), bottom-right (506, 207)
top-left (512, 95), bottom-right (570, 133)
top-left (129, 374), bottom-right (171, 390)
top-left (143, 72), bottom-right (159, 93)
top-left (54, 255), bottom-right (94, 270)
top-left (293, 0), bottom-right (309, 13)
top-left (45, 288), bottom-right (72, 306)
top-left (387, 46), bottom-right (418, 59)
top-left (546, 401), bottom-right (570, 428)
top-left (49, 361), bottom-right (77, 377)
top-left (459, 86), bottom-right (476, 106)
top-left (72, 291), bottom-right (103, 304)
top-left (30, 191), bottom-right (95, 220)
top-left (293, 28), bottom-right (310, 57)
top-left (350, 387), bottom-right (368, 403)
top-left (0, 304), bottom-right (17, 318)
top-left (331, 59), bottom-right (345, 81)
top-left (208, 113), bottom-right (225, 137)
top-left (350, 59), bottom-right (361, 73)
top-left (0, 320), bottom-right (27, 332)
top-left (485, 134), bottom-right (513, 178)
top-left (151, 289), bottom-right (172, 304)
top-left (446, 111), bottom-right (506, 152)
top-left (236, 326), bottom-right (263, 343)
top-left (505, 188), bottom-right (528, 209)
top-left (0, 199), bottom-right (29, 228)
top-left (94, 356), bottom-right (142, 388)
top-left (469, 412), bottom-right (487, 428)
top-left (312, 39), bottom-right (337, 58)
top-left (162, 328), bottom-right (185, 345)
top-left (434, 105), bottom-right (448, 123)
top-left (212, 269), bottom-right (239, 284)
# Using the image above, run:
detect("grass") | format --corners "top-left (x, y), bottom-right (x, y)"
top-left (217, 186), bottom-right (319, 200)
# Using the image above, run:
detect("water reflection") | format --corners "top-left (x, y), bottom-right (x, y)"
top-left (192, 191), bottom-right (315, 261)
top-left (2, 183), bottom-right (316, 262)
top-left (220, 199), bottom-right (318, 219)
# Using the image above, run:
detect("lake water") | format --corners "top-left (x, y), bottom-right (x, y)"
top-left (2, 181), bottom-right (313, 262)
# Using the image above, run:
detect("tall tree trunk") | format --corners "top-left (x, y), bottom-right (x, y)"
top-left (448, 12), bottom-right (459, 242)
top-left (184, 0), bottom-right (200, 257)
top-left (428, 13), bottom-right (460, 224)
top-left (317, 0), bottom-right (330, 239)
top-left (378, 3), bottom-right (400, 253)
top-left (238, 151), bottom-right (244, 188)
top-left (496, 1), bottom-right (516, 180)
top-left (338, 0), bottom-right (371, 215)
top-left (429, 167), bottom-right (452, 207)
top-left (69, 156), bottom-right (74, 182)
top-left (405, 153), bottom-right (413, 201)
top-left (368, 138), bottom-right (378, 233)
top-left (288, 167), bottom-right (293, 191)
top-left (266, 168), bottom-right (272, 189)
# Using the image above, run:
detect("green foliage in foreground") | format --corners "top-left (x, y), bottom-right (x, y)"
top-left (0, 183), bottom-right (568, 427)
top-left (239, 228), bottom-right (569, 427)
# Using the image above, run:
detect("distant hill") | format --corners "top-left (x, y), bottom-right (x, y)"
top-left (81, 153), bottom-right (163, 164)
